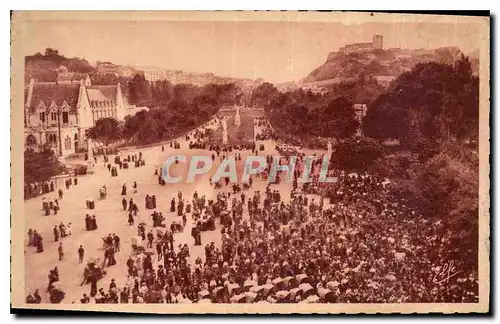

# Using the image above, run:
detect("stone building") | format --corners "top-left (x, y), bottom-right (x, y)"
top-left (24, 76), bottom-right (131, 157)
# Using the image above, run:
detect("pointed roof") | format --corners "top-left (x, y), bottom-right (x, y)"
top-left (87, 85), bottom-right (117, 101)
top-left (26, 82), bottom-right (80, 111)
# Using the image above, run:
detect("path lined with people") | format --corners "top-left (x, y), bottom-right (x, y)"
top-left (24, 112), bottom-right (478, 304)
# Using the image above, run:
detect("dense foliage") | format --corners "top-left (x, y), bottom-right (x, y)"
top-left (363, 55), bottom-right (479, 147)
top-left (85, 117), bottom-right (122, 147)
top-left (24, 148), bottom-right (64, 185)
top-left (127, 74), bottom-right (241, 109)
top-left (252, 82), bottom-right (359, 140)
top-left (25, 48), bottom-right (95, 82)
top-left (121, 81), bottom-right (239, 145)
top-left (358, 56), bottom-right (479, 267)
top-left (331, 137), bottom-right (385, 172)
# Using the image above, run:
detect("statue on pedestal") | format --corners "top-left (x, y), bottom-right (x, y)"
top-left (235, 107), bottom-right (241, 128)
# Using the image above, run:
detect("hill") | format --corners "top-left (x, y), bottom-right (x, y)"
top-left (25, 48), bottom-right (95, 83)
top-left (302, 46), bottom-right (466, 88)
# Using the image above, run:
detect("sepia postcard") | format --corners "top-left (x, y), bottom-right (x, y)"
top-left (10, 11), bottom-right (490, 314)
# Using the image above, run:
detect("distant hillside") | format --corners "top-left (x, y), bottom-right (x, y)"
top-left (25, 48), bottom-right (95, 83)
top-left (303, 46), bottom-right (466, 86)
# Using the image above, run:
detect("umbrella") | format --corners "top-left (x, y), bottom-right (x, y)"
top-left (250, 285), bottom-right (264, 293)
top-left (295, 273), bottom-right (308, 283)
top-left (326, 281), bottom-right (340, 290)
top-left (228, 283), bottom-right (240, 294)
top-left (289, 287), bottom-right (302, 298)
top-left (51, 282), bottom-right (62, 290)
top-left (212, 286), bottom-right (225, 295)
top-left (275, 290), bottom-right (290, 299)
top-left (230, 294), bottom-right (246, 303)
top-left (198, 299), bottom-right (212, 304)
top-left (272, 277), bottom-right (283, 285)
top-left (245, 291), bottom-right (258, 302)
top-left (305, 295), bottom-right (320, 303)
top-left (266, 296), bottom-right (277, 303)
top-left (198, 290), bottom-right (210, 299)
top-left (318, 288), bottom-right (332, 298)
top-left (385, 274), bottom-right (397, 281)
top-left (299, 283), bottom-right (314, 293)
top-left (283, 276), bottom-right (294, 283)
top-left (88, 257), bottom-right (100, 265)
top-left (244, 279), bottom-right (257, 288)
top-left (261, 284), bottom-right (274, 292)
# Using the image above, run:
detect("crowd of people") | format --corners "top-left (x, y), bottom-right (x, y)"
top-left (25, 114), bottom-right (478, 305)
top-left (69, 150), bottom-right (478, 304)
top-left (254, 117), bottom-right (276, 141)
top-left (25, 181), bottom-right (55, 199)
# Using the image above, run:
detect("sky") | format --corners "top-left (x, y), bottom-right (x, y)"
top-left (21, 19), bottom-right (481, 83)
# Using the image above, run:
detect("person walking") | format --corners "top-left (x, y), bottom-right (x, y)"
top-left (53, 226), bottom-right (59, 242)
top-left (58, 242), bottom-right (64, 261)
top-left (78, 245), bottom-right (85, 263)
top-left (113, 234), bottom-right (120, 252)
top-left (122, 197), bottom-right (127, 211)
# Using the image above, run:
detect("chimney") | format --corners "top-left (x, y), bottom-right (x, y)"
top-left (26, 78), bottom-right (35, 108)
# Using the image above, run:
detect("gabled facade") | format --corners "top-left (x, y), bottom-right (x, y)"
top-left (24, 77), bottom-right (129, 157)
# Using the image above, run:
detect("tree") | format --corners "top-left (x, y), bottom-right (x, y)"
top-left (136, 118), bottom-right (159, 144)
top-left (90, 73), bottom-right (119, 85)
top-left (411, 153), bottom-right (478, 265)
top-left (320, 97), bottom-right (359, 138)
top-left (251, 82), bottom-right (280, 110)
top-left (331, 137), bottom-right (385, 172)
top-left (44, 48), bottom-right (59, 57)
top-left (128, 74), bottom-right (150, 105)
top-left (363, 58), bottom-right (478, 148)
top-left (24, 148), bottom-right (64, 185)
top-left (85, 117), bottom-right (122, 147)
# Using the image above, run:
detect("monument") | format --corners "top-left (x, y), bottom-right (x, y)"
top-left (222, 117), bottom-right (229, 144)
top-left (235, 106), bottom-right (241, 128)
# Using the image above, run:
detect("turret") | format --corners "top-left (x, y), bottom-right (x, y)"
top-left (373, 35), bottom-right (383, 50)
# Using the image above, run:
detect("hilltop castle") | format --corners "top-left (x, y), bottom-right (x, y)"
top-left (325, 35), bottom-right (383, 61)
top-left (340, 35), bottom-right (383, 54)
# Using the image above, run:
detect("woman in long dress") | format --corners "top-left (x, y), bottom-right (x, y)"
top-left (36, 235), bottom-right (44, 253)
top-left (170, 198), bottom-right (176, 212)
top-left (121, 184), bottom-right (127, 196)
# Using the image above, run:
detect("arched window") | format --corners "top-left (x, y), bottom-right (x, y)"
top-left (26, 134), bottom-right (37, 146)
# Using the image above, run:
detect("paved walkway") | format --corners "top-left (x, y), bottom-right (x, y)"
top-left (24, 117), bottom-right (327, 303)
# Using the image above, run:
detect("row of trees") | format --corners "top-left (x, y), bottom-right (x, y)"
top-left (326, 55), bottom-right (479, 267)
top-left (252, 55), bottom-right (479, 267)
top-left (24, 148), bottom-right (65, 185)
top-left (251, 83), bottom-right (360, 140)
top-left (126, 74), bottom-right (243, 109)
top-left (85, 81), bottom-right (239, 146)
top-left (363, 54), bottom-right (479, 147)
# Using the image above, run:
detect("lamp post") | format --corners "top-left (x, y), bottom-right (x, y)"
top-left (57, 106), bottom-right (62, 156)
